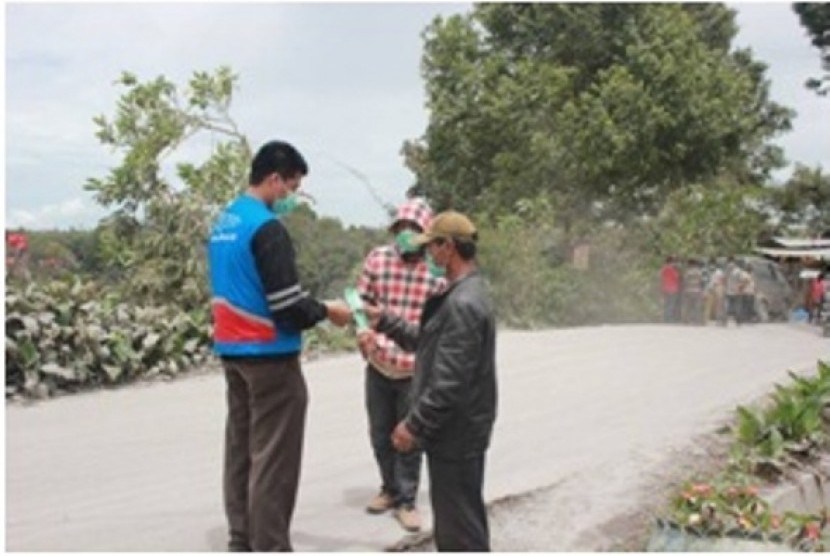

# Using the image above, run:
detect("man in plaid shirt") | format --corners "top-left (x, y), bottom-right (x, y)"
top-left (357, 198), bottom-right (444, 532)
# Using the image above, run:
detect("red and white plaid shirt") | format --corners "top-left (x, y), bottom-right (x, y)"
top-left (357, 244), bottom-right (445, 378)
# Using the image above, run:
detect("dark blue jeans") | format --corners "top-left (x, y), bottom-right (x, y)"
top-left (663, 293), bottom-right (681, 323)
top-left (365, 366), bottom-right (422, 507)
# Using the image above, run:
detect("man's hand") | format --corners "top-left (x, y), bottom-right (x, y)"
top-left (391, 420), bottom-right (416, 452)
top-left (357, 330), bottom-right (376, 358)
top-left (363, 303), bottom-right (383, 329)
top-left (324, 300), bottom-right (352, 327)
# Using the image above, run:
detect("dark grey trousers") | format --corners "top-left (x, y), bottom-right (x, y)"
top-left (223, 356), bottom-right (307, 552)
top-left (428, 454), bottom-right (490, 552)
top-left (365, 366), bottom-right (422, 507)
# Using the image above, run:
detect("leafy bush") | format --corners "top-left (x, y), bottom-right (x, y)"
top-left (662, 361), bottom-right (830, 551)
top-left (478, 207), bottom-right (569, 328)
top-left (477, 203), bottom-right (660, 328)
top-left (668, 479), bottom-right (829, 550)
top-left (733, 362), bottom-right (830, 477)
top-left (5, 279), bottom-right (212, 399)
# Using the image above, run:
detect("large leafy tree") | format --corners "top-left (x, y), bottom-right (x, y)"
top-left (85, 67), bottom-right (251, 309)
top-left (85, 67), bottom-right (383, 312)
top-left (408, 3), bottom-right (793, 227)
top-left (769, 164), bottom-right (830, 234)
top-left (794, 2), bottom-right (830, 96)
top-left (651, 180), bottom-right (769, 259)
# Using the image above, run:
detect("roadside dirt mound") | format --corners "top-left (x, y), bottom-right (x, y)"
top-left (397, 428), bottom-right (733, 551)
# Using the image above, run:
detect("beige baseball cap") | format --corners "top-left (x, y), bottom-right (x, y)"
top-left (412, 210), bottom-right (477, 245)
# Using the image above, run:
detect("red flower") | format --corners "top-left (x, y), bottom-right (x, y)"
top-left (691, 484), bottom-right (713, 496)
top-left (805, 522), bottom-right (821, 540)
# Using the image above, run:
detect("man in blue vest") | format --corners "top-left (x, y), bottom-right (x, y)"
top-left (208, 140), bottom-right (352, 552)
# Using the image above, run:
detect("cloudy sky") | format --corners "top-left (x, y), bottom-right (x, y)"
top-left (4, 2), bottom-right (829, 230)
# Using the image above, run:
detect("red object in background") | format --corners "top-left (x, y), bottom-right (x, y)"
top-left (7, 232), bottom-right (28, 251)
top-left (661, 263), bottom-right (680, 294)
top-left (812, 277), bottom-right (826, 304)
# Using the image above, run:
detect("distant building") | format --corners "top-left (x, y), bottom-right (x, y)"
top-left (755, 236), bottom-right (830, 264)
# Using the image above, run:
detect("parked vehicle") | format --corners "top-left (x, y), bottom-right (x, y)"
top-left (736, 256), bottom-right (794, 322)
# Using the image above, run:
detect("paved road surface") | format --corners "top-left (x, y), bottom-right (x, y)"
top-left (6, 324), bottom-right (828, 551)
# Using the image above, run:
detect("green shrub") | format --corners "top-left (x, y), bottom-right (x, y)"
top-left (733, 361), bottom-right (830, 476)
top-left (662, 361), bottom-right (830, 551)
top-left (5, 278), bottom-right (212, 399)
top-left (478, 207), bottom-right (660, 328)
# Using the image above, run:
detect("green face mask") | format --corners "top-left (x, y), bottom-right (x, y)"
top-left (426, 253), bottom-right (446, 278)
top-left (272, 193), bottom-right (300, 217)
top-left (395, 229), bottom-right (419, 254)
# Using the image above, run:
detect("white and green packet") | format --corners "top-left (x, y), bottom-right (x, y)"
top-left (343, 287), bottom-right (369, 331)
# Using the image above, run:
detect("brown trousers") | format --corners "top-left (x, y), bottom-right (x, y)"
top-left (222, 356), bottom-right (307, 552)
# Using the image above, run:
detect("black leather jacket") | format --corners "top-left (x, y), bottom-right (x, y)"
top-left (378, 270), bottom-right (497, 460)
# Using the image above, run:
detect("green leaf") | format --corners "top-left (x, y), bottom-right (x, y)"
top-left (21, 315), bottom-right (39, 335)
top-left (102, 365), bottom-right (123, 382)
top-left (40, 363), bottom-right (76, 382)
top-left (142, 332), bottom-right (161, 350)
top-left (736, 405), bottom-right (763, 445)
top-left (184, 337), bottom-right (200, 353)
top-left (18, 339), bottom-right (39, 369)
top-left (768, 427), bottom-right (785, 458)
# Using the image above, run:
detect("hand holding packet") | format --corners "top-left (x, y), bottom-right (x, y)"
top-left (343, 287), bottom-right (369, 331)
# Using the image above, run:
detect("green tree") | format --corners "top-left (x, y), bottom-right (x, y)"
top-left (794, 2), bottom-right (830, 96)
top-left (22, 229), bottom-right (106, 280)
top-left (281, 205), bottom-right (383, 300)
top-left (409, 4), bottom-right (793, 227)
top-left (769, 164), bottom-right (830, 234)
top-left (651, 179), bottom-right (768, 258)
top-left (85, 67), bottom-right (251, 309)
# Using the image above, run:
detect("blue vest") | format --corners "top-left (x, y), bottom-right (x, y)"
top-left (208, 195), bottom-right (302, 356)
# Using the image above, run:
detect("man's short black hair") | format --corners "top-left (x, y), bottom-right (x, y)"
top-left (249, 140), bottom-right (309, 185)
top-left (454, 238), bottom-right (477, 261)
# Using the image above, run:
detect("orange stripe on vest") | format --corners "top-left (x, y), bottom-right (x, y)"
top-left (212, 300), bottom-right (277, 343)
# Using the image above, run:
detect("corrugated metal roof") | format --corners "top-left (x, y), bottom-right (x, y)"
top-left (755, 247), bottom-right (830, 260)
top-left (771, 237), bottom-right (830, 249)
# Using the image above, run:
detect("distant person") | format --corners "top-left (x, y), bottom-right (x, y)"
top-left (705, 259), bottom-right (727, 326)
top-left (724, 257), bottom-right (741, 325)
top-left (356, 198), bottom-right (444, 532)
top-left (700, 258), bottom-right (714, 320)
top-left (207, 140), bottom-right (352, 551)
top-left (733, 261), bottom-right (752, 325)
top-left (361, 211), bottom-right (497, 551)
top-left (660, 256), bottom-right (681, 323)
top-left (742, 265), bottom-right (757, 323)
top-left (682, 258), bottom-right (704, 325)
top-left (811, 272), bottom-right (826, 324)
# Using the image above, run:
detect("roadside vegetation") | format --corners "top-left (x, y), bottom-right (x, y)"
top-left (661, 361), bottom-right (830, 551)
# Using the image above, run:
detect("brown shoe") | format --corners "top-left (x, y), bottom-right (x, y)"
top-left (366, 491), bottom-right (395, 514)
top-left (394, 505), bottom-right (421, 532)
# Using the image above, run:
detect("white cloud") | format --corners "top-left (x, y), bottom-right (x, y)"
top-left (4, 2), bottom-right (828, 232)
top-left (5, 3), bottom-right (466, 229)
top-left (6, 198), bottom-right (104, 230)
top-left (731, 2), bottom-right (830, 177)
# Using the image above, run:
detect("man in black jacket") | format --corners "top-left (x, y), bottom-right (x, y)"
top-left (360, 211), bottom-right (497, 551)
